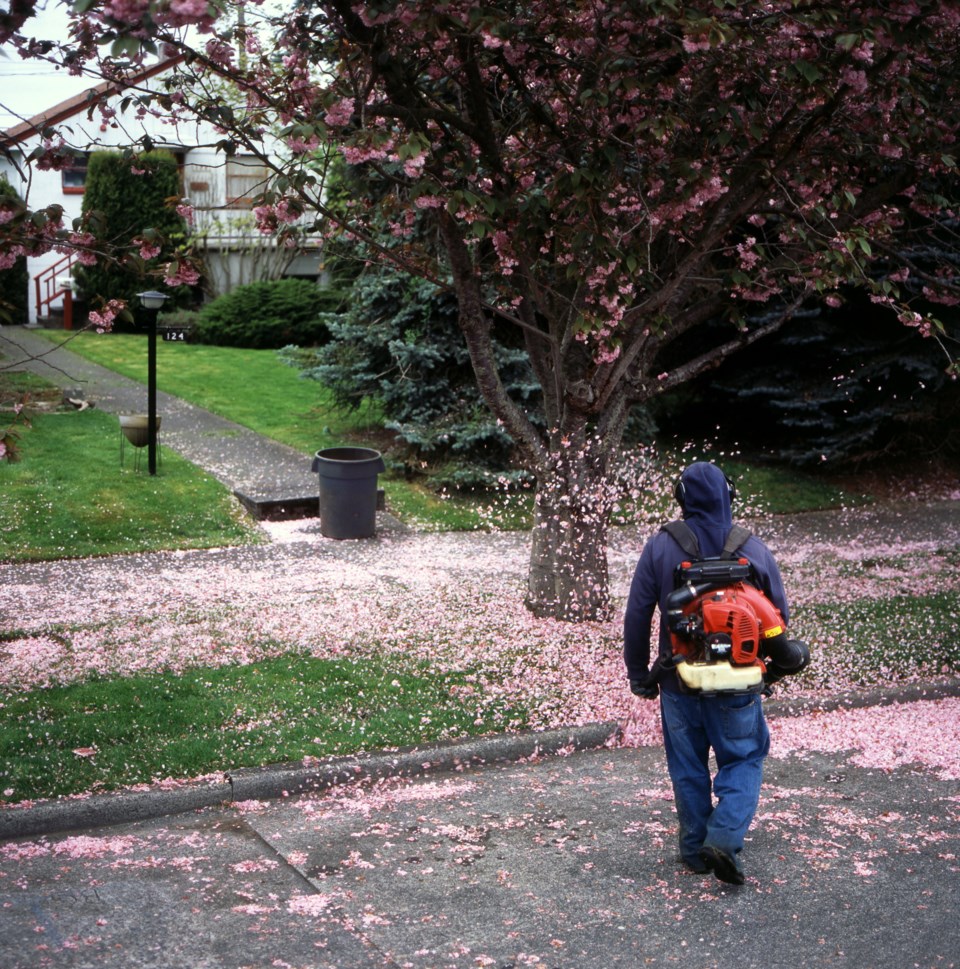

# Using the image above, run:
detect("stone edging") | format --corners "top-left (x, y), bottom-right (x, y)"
top-left (0, 722), bottom-right (620, 842)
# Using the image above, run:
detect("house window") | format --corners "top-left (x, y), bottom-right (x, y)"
top-left (225, 155), bottom-right (270, 208)
top-left (61, 154), bottom-right (89, 194)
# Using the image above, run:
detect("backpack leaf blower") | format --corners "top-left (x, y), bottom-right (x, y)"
top-left (665, 558), bottom-right (809, 694)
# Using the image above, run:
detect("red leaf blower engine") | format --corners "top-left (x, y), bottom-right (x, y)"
top-left (665, 558), bottom-right (809, 694)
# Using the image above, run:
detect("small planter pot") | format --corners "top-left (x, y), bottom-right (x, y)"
top-left (119, 414), bottom-right (161, 447)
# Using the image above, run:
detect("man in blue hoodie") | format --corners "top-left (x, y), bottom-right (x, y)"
top-left (623, 462), bottom-right (790, 885)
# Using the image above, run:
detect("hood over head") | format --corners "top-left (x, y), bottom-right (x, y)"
top-left (676, 462), bottom-right (733, 557)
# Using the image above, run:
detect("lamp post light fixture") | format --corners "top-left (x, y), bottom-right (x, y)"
top-left (137, 290), bottom-right (170, 475)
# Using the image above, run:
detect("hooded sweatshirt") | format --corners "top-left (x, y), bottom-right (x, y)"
top-left (623, 462), bottom-right (789, 691)
top-left (675, 461), bottom-right (734, 558)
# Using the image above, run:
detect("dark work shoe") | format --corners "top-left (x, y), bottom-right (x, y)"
top-left (699, 845), bottom-right (745, 885)
top-left (681, 853), bottom-right (710, 874)
top-left (681, 858), bottom-right (710, 875)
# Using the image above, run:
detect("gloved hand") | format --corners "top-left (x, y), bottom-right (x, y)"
top-left (630, 677), bottom-right (659, 700)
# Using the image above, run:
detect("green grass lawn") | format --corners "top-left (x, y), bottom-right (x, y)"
top-left (35, 330), bottom-right (378, 453)
top-left (0, 408), bottom-right (262, 562)
top-left (0, 655), bottom-right (523, 802)
top-left (797, 589), bottom-right (960, 686)
top-left (0, 369), bottom-right (58, 402)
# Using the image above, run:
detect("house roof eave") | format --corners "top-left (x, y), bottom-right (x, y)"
top-left (1, 55), bottom-right (187, 147)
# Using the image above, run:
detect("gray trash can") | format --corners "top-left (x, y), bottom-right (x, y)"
top-left (311, 447), bottom-right (386, 539)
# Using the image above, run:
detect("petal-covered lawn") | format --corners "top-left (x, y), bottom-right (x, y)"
top-left (2, 499), bottom-right (959, 778)
top-left (769, 696), bottom-right (960, 779)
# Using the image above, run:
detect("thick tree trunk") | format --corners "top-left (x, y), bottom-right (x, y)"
top-left (525, 440), bottom-right (613, 621)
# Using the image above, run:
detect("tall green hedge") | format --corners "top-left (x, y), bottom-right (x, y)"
top-left (73, 150), bottom-right (189, 322)
top-left (0, 175), bottom-right (29, 324)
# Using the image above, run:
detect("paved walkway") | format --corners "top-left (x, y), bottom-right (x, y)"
top-left (0, 325), bottom-right (359, 520)
top-left (2, 324), bottom-right (960, 968)
top-left (1, 736), bottom-right (958, 969)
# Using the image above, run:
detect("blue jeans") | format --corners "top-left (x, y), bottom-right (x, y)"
top-left (659, 690), bottom-right (770, 868)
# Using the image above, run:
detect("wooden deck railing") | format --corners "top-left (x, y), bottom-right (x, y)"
top-left (34, 253), bottom-right (76, 329)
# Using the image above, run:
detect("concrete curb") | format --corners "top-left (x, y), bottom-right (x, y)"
top-left (762, 674), bottom-right (960, 719)
top-left (0, 722), bottom-right (621, 842)
top-left (4, 675), bottom-right (960, 842)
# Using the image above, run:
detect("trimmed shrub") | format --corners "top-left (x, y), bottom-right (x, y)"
top-left (194, 278), bottom-right (329, 349)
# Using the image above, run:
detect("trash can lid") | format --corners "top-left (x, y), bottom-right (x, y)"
top-left (311, 447), bottom-right (386, 478)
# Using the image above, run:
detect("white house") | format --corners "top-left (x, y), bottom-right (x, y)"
top-left (1, 57), bottom-right (321, 325)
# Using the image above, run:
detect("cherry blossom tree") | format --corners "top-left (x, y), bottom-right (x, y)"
top-left (2, 1), bottom-right (959, 620)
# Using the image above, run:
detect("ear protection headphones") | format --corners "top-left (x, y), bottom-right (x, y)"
top-left (673, 467), bottom-right (737, 507)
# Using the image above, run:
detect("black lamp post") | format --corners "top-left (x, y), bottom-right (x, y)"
top-left (137, 290), bottom-right (169, 475)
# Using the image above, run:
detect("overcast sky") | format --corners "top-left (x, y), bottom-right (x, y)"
top-left (0, 1), bottom-right (291, 131)
top-left (0, 1), bottom-right (92, 129)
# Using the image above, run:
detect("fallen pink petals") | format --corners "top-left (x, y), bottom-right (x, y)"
top-left (770, 697), bottom-right (960, 779)
top-left (0, 504), bottom-right (957, 801)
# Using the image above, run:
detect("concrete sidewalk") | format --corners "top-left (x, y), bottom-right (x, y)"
top-left (0, 735), bottom-right (957, 969)
top-left (0, 324), bottom-right (378, 521)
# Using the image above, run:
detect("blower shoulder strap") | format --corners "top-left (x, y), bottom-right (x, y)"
top-left (661, 520), bottom-right (700, 557)
top-left (722, 524), bottom-right (752, 558)
top-left (661, 521), bottom-right (752, 560)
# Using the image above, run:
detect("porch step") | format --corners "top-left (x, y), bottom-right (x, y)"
top-left (233, 492), bottom-right (319, 522)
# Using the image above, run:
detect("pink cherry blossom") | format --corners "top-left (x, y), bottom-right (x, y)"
top-left (163, 259), bottom-right (200, 287)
